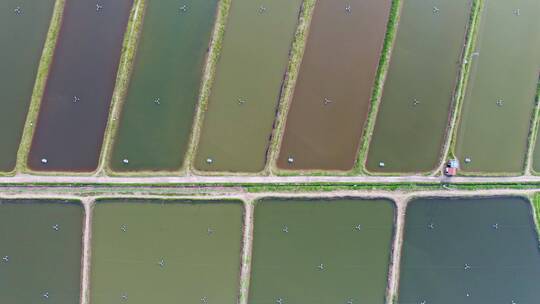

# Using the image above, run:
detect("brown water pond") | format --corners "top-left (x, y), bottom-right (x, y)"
top-left (277, 0), bottom-right (391, 171)
top-left (28, 0), bottom-right (133, 172)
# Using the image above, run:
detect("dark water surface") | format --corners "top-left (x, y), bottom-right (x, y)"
top-left (457, 0), bottom-right (540, 174)
top-left (90, 199), bottom-right (243, 304)
top-left (194, 0), bottom-right (302, 173)
top-left (277, 0), bottom-right (391, 171)
top-left (249, 198), bottom-right (394, 304)
top-left (399, 197), bottom-right (540, 304)
top-left (28, 0), bottom-right (133, 172)
top-left (110, 0), bottom-right (218, 172)
top-left (366, 0), bottom-right (472, 173)
top-left (0, 199), bottom-right (83, 304)
top-left (0, 0), bottom-right (55, 172)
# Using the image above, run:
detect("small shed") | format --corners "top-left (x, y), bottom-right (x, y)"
top-left (448, 159), bottom-right (459, 168)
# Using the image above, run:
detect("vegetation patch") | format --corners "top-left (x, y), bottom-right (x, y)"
top-left (356, 0), bottom-right (401, 175)
top-left (99, 0), bottom-right (147, 175)
top-left (15, 0), bottom-right (66, 174)
top-left (184, 0), bottom-right (231, 172)
top-left (267, 0), bottom-right (316, 174)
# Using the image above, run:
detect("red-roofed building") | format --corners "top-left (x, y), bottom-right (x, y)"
top-left (444, 167), bottom-right (457, 177)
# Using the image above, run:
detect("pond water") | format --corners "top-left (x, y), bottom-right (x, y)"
top-left (249, 198), bottom-right (394, 304)
top-left (110, 0), bottom-right (218, 172)
top-left (277, 0), bottom-right (392, 171)
top-left (90, 199), bottom-right (243, 304)
top-left (0, 199), bottom-right (84, 304)
top-left (28, 0), bottom-right (133, 172)
top-left (0, 0), bottom-right (55, 172)
top-left (456, 0), bottom-right (540, 174)
top-left (366, 0), bottom-right (472, 173)
top-left (194, 0), bottom-right (302, 173)
top-left (399, 197), bottom-right (540, 303)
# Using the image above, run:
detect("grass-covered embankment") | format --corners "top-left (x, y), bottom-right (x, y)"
top-left (265, 0), bottom-right (316, 175)
top-left (98, 0), bottom-right (147, 176)
top-left (532, 193), bottom-right (540, 239)
top-left (438, 0), bottom-right (483, 171)
top-left (355, 0), bottom-right (401, 175)
top-left (184, 0), bottom-right (232, 173)
top-left (525, 78), bottom-right (540, 175)
top-left (14, 0), bottom-right (66, 175)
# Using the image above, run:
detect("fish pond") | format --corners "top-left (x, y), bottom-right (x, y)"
top-left (0, 0), bottom-right (55, 172)
top-left (366, 0), bottom-right (472, 173)
top-left (28, 0), bottom-right (133, 172)
top-left (90, 199), bottom-right (244, 304)
top-left (398, 197), bottom-right (540, 303)
top-left (110, 0), bottom-right (218, 172)
top-left (194, 0), bottom-right (302, 173)
top-left (249, 198), bottom-right (394, 304)
top-left (456, 0), bottom-right (540, 174)
top-left (277, 0), bottom-right (391, 171)
top-left (0, 199), bottom-right (84, 304)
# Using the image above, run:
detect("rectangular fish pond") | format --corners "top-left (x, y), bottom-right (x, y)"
top-left (194, 0), bottom-right (303, 173)
top-left (0, 0), bottom-right (55, 172)
top-left (456, 0), bottom-right (540, 174)
top-left (398, 196), bottom-right (540, 303)
top-left (277, 0), bottom-right (392, 171)
top-left (109, 0), bottom-right (218, 172)
top-left (366, 0), bottom-right (472, 173)
top-left (28, 0), bottom-right (134, 172)
top-left (90, 199), bottom-right (244, 304)
top-left (0, 199), bottom-right (84, 304)
top-left (249, 198), bottom-right (395, 304)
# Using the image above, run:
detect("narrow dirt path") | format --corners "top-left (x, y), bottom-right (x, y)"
top-left (80, 198), bottom-right (93, 304)
top-left (1, 174), bottom-right (540, 185)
